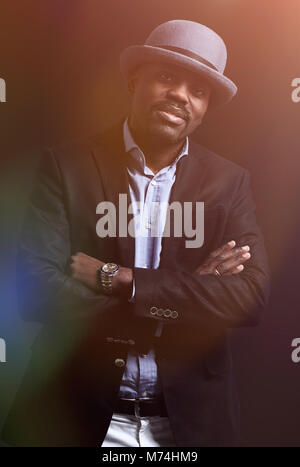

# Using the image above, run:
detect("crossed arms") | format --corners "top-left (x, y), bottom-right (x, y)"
top-left (17, 148), bottom-right (270, 330)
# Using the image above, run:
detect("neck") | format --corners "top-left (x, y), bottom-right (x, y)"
top-left (128, 121), bottom-right (186, 174)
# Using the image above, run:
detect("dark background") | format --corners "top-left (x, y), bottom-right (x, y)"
top-left (1, 0), bottom-right (300, 446)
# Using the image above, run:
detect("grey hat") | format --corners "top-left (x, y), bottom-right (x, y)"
top-left (120, 20), bottom-right (237, 108)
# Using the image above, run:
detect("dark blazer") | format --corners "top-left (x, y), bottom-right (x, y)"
top-left (2, 120), bottom-right (270, 446)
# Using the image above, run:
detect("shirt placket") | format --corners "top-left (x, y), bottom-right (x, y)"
top-left (137, 172), bottom-right (161, 398)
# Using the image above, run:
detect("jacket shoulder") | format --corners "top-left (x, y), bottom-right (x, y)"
top-left (190, 139), bottom-right (247, 175)
top-left (47, 120), bottom-right (124, 163)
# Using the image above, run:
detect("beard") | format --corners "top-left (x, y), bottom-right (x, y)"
top-left (143, 112), bottom-right (189, 147)
top-left (128, 106), bottom-right (195, 152)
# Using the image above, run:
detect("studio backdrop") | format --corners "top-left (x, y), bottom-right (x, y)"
top-left (1, 0), bottom-right (300, 446)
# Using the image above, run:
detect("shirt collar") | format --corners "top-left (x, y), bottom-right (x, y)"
top-left (123, 117), bottom-right (189, 175)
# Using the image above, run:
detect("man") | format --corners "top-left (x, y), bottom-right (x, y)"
top-left (2, 20), bottom-right (270, 447)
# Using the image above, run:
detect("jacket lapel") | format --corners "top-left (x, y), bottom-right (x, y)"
top-left (160, 140), bottom-right (209, 268)
top-left (91, 120), bottom-right (135, 268)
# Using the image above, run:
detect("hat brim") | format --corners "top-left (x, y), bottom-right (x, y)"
top-left (120, 45), bottom-right (237, 109)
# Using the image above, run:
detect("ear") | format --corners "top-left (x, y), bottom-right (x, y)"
top-left (128, 76), bottom-right (137, 94)
top-left (127, 68), bottom-right (140, 94)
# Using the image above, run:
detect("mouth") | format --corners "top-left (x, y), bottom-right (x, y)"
top-left (156, 110), bottom-right (186, 126)
top-left (154, 105), bottom-right (188, 126)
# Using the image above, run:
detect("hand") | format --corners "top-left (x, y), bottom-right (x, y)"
top-left (194, 240), bottom-right (251, 276)
top-left (70, 252), bottom-right (104, 292)
top-left (70, 253), bottom-right (133, 297)
top-left (113, 267), bottom-right (134, 299)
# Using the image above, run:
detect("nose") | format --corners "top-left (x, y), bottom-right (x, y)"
top-left (166, 81), bottom-right (189, 104)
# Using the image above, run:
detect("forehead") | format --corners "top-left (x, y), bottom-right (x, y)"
top-left (136, 61), bottom-right (211, 90)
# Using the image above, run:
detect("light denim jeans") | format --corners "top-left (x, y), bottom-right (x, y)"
top-left (101, 413), bottom-right (177, 447)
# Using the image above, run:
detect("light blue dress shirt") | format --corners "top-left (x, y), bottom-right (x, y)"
top-left (118, 117), bottom-right (189, 400)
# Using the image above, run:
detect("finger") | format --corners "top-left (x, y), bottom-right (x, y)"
top-left (208, 240), bottom-right (236, 260)
top-left (217, 245), bottom-right (250, 261)
top-left (217, 252), bottom-right (251, 274)
top-left (222, 264), bottom-right (244, 275)
top-left (208, 245), bottom-right (250, 269)
top-left (70, 265), bottom-right (77, 277)
top-left (194, 240), bottom-right (237, 273)
top-left (71, 253), bottom-right (81, 262)
top-left (73, 251), bottom-right (87, 260)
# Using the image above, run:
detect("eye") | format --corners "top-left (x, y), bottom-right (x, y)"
top-left (193, 87), bottom-right (205, 96)
top-left (158, 71), bottom-right (173, 82)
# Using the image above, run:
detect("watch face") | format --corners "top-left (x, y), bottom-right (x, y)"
top-left (102, 263), bottom-right (119, 274)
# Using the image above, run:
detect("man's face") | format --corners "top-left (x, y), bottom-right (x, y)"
top-left (128, 61), bottom-right (211, 146)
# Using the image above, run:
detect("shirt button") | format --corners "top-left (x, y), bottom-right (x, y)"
top-left (145, 221), bottom-right (151, 229)
top-left (142, 391), bottom-right (148, 397)
top-left (114, 358), bottom-right (125, 368)
top-left (151, 180), bottom-right (157, 186)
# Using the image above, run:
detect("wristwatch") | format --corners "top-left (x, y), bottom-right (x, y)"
top-left (97, 262), bottom-right (120, 295)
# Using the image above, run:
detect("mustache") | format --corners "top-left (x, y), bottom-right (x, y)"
top-left (152, 101), bottom-right (190, 121)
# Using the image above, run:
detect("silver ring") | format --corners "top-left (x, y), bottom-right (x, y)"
top-left (214, 267), bottom-right (221, 276)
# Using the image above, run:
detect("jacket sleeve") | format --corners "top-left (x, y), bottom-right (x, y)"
top-left (16, 148), bottom-right (122, 325)
top-left (132, 169), bottom-right (270, 330)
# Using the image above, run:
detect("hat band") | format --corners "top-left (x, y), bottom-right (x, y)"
top-left (155, 45), bottom-right (218, 72)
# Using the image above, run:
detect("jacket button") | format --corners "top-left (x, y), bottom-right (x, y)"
top-left (150, 306), bottom-right (158, 315)
top-left (157, 308), bottom-right (164, 317)
top-left (127, 339), bottom-right (135, 346)
top-left (164, 309), bottom-right (172, 317)
top-left (114, 358), bottom-right (125, 368)
top-left (171, 310), bottom-right (178, 319)
top-left (106, 337), bottom-right (114, 343)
